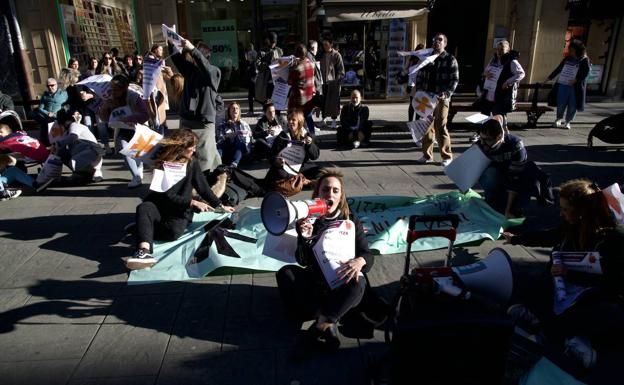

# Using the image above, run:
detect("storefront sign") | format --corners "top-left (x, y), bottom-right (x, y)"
top-left (326, 8), bottom-right (427, 22)
top-left (200, 19), bottom-right (239, 70)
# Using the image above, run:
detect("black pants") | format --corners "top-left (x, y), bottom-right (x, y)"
top-left (136, 201), bottom-right (188, 251)
top-left (276, 265), bottom-right (366, 323)
top-left (336, 121), bottom-right (372, 147)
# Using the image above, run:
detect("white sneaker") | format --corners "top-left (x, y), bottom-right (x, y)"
top-left (416, 156), bottom-right (434, 164)
top-left (352, 141), bottom-right (360, 149)
top-left (441, 158), bottom-right (453, 167)
top-left (564, 122), bottom-right (571, 130)
top-left (126, 248), bottom-right (156, 270)
top-left (128, 175), bottom-right (142, 188)
top-left (565, 336), bottom-right (597, 368)
top-left (1, 189), bottom-right (22, 201)
top-left (552, 119), bottom-right (563, 128)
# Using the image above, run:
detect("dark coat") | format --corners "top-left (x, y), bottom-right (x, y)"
top-left (263, 130), bottom-right (319, 184)
top-left (548, 56), bottom-right (591, 112)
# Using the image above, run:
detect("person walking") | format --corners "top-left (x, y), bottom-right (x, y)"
top-left (320, 36), bottom-right (345, 129)
top-left (415, 33), bottom-right (459, 167)
top-left (171, 37), bottom-right (222, 172)
top-left (547, 39), bottom-right (591, 130)
top-left (288, 44), bottom-right (316, 131)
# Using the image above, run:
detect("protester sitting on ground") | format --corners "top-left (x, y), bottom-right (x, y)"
top-left (276, 168), bottom-right (374, 350)
top-left (503, 179), bottom-right (624, 372)
top-left (125, 129), bottom-right (235, 270)
top-left (0, 154), bottom-right (50, 193)
top-left (476, 117), bottom-right (530, 218)
top-left (122, 55), bottom-right (134, 78)
top-left (52, 108), bottom-right (104, 183)
top-left (338, 89), bottom-right (372, 149)
top-left (216, 102), bottom-right (253, 168)
top-left (253, 101), bottom-right (286, 160)
top-left (29, 77), bottom-right (68, 147)
top-left (263, 109), bottom-right (320, 193)
top-left (96, 52), bottom-right (123, 76)
top-left (0, 123), bottom-right (49, 164)
top-left (0, 90), bottom-right (14, 113)
top-left (99, 74), bottom-right (149, 188)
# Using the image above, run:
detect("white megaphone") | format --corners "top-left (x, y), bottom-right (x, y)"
top-left (411, 248), bottom-right (514, 304)
top-left (261, 191), bottom-right (333, 236)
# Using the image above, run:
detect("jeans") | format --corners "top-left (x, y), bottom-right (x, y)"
top-left (116, 130), bottom-right (142, 179)
top-left (0, 167), bottom-right (34, 189)
top-left (276, 264), bottom-right (366, 323)
top-left (556, 84), bottom-right (577, 123)
top-left (136, 201), bottom-right (189, 251)
top-left (180, 119), bottom-right (221, 172)
top-left (97, 121), bottom-right (110, 147)
top-left (218, 137), bottom-right (249, 166)
top-left (304, 110), bottom-right (315, 136)
top-left (478, 165), bottom-right (530, 215)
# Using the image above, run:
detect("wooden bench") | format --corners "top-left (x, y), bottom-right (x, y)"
top-left (12, 99), bottom-right (41, 131)
top-left (448, 83), bottom-right (554, 128)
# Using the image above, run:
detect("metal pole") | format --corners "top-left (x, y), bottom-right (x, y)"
top-left (2, 0), bottom-right (36, 106)
top-left (363, 23), bottom-right (366, 96)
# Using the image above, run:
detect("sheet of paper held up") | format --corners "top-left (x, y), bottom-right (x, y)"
top-left (444, 145), bottom-right (491, 192)
top-left (312, 220), bottom-right (358, 290)
top-left (465, 113), bottom-right (491, 124)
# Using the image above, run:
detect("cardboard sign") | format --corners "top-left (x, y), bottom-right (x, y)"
top-left (119, 124), bottom-right (163, 158)
top-left (411, 91), bottom-right (438, 119)
top-left (443, 144), bottom-right (492, 192)
top-left (312, 220), bottom-right (357, 290)
top-left (278, 140), bottom-right (306, 176)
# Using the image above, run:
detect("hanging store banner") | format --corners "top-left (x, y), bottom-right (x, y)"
top-left (326, 8), bottom-right (428, 23)
top-left (200, 19), bottom-right (239, 70)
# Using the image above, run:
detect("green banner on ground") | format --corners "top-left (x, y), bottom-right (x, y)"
top-left (128, 191), bottom-right (512, 284)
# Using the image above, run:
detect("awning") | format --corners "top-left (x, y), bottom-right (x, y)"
top-left (322, 0), bottom-right (429, 23)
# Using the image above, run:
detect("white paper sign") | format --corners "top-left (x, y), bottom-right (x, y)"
top-left (162, 24), bottom-right (182, 53)
top-left (406, 118), bottom-right (431, 144)
top-left (149, 161), bottom-right (187, 193)
top-left (602, 183), bottom-right (624, 225)
top-left (312, 220), bottom-right (357, 290)
top-left (443, 144), bottom-right (492, 192)
top-left (411, 91), bottom-right (438, 118)
top-left (109, 106), bottom-right (132, 124)
top-left (142, 56), bottom-right (163, 100)
top-left (271, 80), bottom-right (291, 111)
top-left (483, 65), bottom-right (502, 92)
top-left (119, 124), bottom-right (163, 158)
top-left (557, 63), bottom-right (578, 85)
top-left (552, 251), bottom-right (603, 274)
top-left (465, 113), bottom-right (491, 124)
top-left (77, 74), bottom-right (112, 99)
top-left (279, 141), bottom-right (306, 176)
top-left (261, 228), bottom-right (298, 263)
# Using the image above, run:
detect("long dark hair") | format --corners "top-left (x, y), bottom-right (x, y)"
top-left (155, 129), bottom-right (198, 169)
top-left (559, 179), bottom-right (615, 249)
top-left (312, 168), bottom-right (350, 218)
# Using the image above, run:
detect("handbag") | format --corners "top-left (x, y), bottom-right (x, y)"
top-left (547, 83), bottom-right (559, 107)
top-left (273, 173), bottom-right (309, 197)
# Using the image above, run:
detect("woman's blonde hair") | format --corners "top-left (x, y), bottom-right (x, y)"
top-left (287, 109), bottom-right (306, 140)
top-left (559, 178), bottom-right (615, 249)
top-left (312, 168), bottom-right (350, 218)
top-left (170, 73), bottom-right (184, 108)
top-left (58, 68), bottom-right (80, 90)
top-left (227, 102), bottom-right (241, 123)
top-left (155, 129), bottom-right (198, 169)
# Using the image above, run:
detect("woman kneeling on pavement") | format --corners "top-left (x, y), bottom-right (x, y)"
top-left (276, 168), bottom-right (374, 349)
top-left (126, 129), bottom-right (235, 270)
top-left (504, 179), bottom-right (624, 375)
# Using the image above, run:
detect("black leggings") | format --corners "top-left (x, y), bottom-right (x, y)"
top-left (276, 265), bottom-right (366, 323)
top-left (136, 201), bottom-right (189, 251)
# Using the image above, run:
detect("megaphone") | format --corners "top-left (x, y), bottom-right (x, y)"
top-left (410, 248), bottom-right (514, 304)
top-left (261, 191), bottom-right (333, 236)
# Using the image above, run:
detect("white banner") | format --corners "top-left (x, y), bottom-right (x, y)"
top-left (119, 124), bottom-right (163, 158)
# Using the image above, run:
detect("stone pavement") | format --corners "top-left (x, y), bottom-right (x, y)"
top-left (0, 101), bottom-right (623, 385)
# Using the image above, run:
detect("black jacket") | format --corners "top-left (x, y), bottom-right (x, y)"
top-left (264, 131), bottom-right (319, 184)
top-left (548, 56), bottom-right (591, 112)
top-left (296, 212), bottom-right (374, 281)
top-left (143, 157), bottom-right (222, 221)
top-left (253, 114), bottom-right (287, 140)
top-left (171, 48), bottom-right (221, 123)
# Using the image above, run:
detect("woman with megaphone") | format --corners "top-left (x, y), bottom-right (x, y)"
top-left (276, 168), bottom-right (374, 350)
top-left (503, 179), bottom-right (624, 373)
top-left (125, 129), bottom-right (235, 270)
top-left (263, 109), bottom-right (320, 196)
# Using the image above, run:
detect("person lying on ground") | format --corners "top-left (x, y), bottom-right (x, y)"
top-left (125, 129), bottom-right (235, 270)
top-left (0, 123), bottom-right (49, 164)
